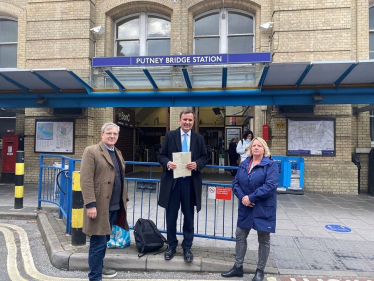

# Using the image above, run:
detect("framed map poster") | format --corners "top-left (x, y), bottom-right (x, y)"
top-left (287, 118), bottom-right (335, 156)
top-left (35, 120), bottom-right (75, 154)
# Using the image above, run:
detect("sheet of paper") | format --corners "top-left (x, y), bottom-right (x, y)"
top-left (172, 152), bottom-right (191, 179)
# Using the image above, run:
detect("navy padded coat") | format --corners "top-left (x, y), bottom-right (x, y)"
top-left (233, 156), bottom-right (279, 233)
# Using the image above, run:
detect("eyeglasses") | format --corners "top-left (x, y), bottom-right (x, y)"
top-left (105, 132), bottom-right (119, 136)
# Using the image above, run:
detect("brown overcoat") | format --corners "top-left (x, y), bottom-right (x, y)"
top-left (80, 141), bottom-right (129, 235)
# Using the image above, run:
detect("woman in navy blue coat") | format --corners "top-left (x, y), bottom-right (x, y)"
top-left (221, 137), bottom-right (279, 281)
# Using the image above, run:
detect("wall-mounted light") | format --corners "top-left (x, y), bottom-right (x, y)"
top-left (259, 22), bottom-right (273, 31)
top-left (90, 26), bottom-right (105, 35)
top-left (312, 90), bottom-right (324, 102)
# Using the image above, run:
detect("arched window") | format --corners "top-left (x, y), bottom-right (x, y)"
top-left (370, 6), bottom-right (374, 59)
top-left (115, 13), bottom-right (171, 57)
top-left (0, 18), bottom-right (18, 68)
top-left (194, 9), bottom-right (254, 54)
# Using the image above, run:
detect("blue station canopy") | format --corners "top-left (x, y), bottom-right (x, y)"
top-left (1, 56), bottom-right (374, 108)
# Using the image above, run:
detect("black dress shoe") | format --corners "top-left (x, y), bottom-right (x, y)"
top-left (252, 268), bottom-right (264, 281)
top-left (183, 248), bottom-right (193, 262)
top-left (164, 247), bottom-right (176, 260)
top-left (221, 265), bottom-right (243, 278)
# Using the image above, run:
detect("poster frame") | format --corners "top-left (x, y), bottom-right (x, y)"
top-left (34, 119), bottom-right (75, 154)
top-left (286, 118), bottom-right (336, 156)
top-left (225, 126), bottom-right (242, 150)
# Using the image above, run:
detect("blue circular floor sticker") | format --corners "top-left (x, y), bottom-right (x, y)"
top-left (325, 224), bottom-right (351, 232)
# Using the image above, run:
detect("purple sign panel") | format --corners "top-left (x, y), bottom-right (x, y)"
top-left (92, 53), bottom-right (271, 67)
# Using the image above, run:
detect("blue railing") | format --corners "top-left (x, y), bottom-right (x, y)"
top-left (38, 156), bottom-right (304, 238)
top-left (38, 154), bottom-right (81, 234)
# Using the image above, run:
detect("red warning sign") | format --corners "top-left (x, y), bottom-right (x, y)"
top-left (215, 187), bottom-right (232, 200)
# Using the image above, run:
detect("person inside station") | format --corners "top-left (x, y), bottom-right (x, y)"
top-left (236, 130), bottom-right (254, 162)
top-left (228, 137), bottom-right (240, 176)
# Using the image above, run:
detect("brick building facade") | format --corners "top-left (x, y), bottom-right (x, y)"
top-left (1, 0), bottom-right (373, 194)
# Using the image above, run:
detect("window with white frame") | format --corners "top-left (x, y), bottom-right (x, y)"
top-left (0, 18), bottom-right (18, 68)
top-left (115, 13), bottom-right (171, 57)
top-left (194, 9), bottom-right (254, 55)
top-left (370, 110), bottom-right (374, 147)
top-left (370, 6), bottom-right (374, 59)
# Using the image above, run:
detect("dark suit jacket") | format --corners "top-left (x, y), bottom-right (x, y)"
top-left (158, 127), bottom-right (208, 212)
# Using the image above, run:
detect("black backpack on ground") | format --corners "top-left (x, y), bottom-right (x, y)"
top-left (133, 218), bottom-right (167, 257)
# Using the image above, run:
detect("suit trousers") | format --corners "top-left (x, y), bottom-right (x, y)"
top-left (166, 177), bottom-right (195, 249)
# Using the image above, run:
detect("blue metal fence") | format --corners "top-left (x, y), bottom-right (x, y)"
top-left (38, 156), bottom-right (304, 238)
top-left (38, 154), bottom-right (81, 234)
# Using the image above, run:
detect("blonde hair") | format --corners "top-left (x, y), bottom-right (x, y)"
top-left (247, 137), bottom-right (271, 158)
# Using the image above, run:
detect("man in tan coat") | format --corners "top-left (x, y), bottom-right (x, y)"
top-left (80, 122), bottom-right (129, 281)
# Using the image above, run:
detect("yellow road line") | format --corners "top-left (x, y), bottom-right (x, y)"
top-left (0, 226), bottom-right (29, 281)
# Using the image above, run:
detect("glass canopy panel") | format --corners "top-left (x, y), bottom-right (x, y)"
top-left (190, 66), bottom-right (223, 88)
top-left (301, 62), bottom-right (355, 85)
top-left (263, 63), bottom-right (309, 86)
top-left (91, 63), bottom-right (264, 90)
top-left (0, 74), bottom-right (20, 90)
top-left (104, 67), bottom-right (153, 89)
top-left (340, 61), bottom-right (374, 84)
top-left (226, 65), bottom-right (263, 87)
top-left (1, 70), bottom-right (52, 90)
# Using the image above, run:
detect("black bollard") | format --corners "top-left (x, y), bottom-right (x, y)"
top-left (14, 151), bottom-right (24, 209)
top-left (71, 171), bottom-right (86, 246)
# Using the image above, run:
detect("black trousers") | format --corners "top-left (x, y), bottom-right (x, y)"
top-left (166, 177), bottom-right (195, 249)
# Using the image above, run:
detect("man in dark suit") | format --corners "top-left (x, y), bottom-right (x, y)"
top-left (158, 109), bottom-right (208, 262)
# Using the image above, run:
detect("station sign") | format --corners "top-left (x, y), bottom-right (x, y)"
top-left (92, 52), bottom-right (271, 67)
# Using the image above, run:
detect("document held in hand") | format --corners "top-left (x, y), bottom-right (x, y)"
top-left (172, 152), bottom-right (191, 179)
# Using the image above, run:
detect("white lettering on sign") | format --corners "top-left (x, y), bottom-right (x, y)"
top-left (193, 56), bottom-right (222, 63)
top-left (165, 57), bottom-right (191, 64)
top-left (136, 57), bottom-right (164, 64)
top-left (118, 112), bottom-right (130, 122)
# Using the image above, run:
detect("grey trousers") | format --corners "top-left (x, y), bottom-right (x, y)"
top-left (234, 226), bottom-right (270, 270)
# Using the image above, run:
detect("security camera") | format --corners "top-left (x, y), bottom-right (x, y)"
top-left (259, 22), bottom-right (273, 31)
top-left (90, 26), bottom-right (105, 35)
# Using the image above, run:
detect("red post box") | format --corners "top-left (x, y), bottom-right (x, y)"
top-left (262, 125), bottom-right (269, 141)
top-left (2, 135), bottom-right (19, 177)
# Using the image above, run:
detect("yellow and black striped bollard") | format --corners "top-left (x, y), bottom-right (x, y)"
top-left (14, 151), bottom-right (24, 209)
top-left (71, 171), bottom-right (86, 246)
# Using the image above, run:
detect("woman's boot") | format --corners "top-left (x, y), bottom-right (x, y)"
top-left (252, 268), bottom-right (264, 281)
top-left (221, 265), bottom-right (243, 278)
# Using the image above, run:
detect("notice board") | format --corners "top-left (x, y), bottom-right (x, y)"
top-left (287, 118), bottom-right (335, 156)
top-left (35, 120), bottom-right (75, 154)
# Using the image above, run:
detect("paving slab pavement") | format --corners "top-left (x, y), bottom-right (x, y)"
top-left (0, 182), bottom-right (374, 278)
